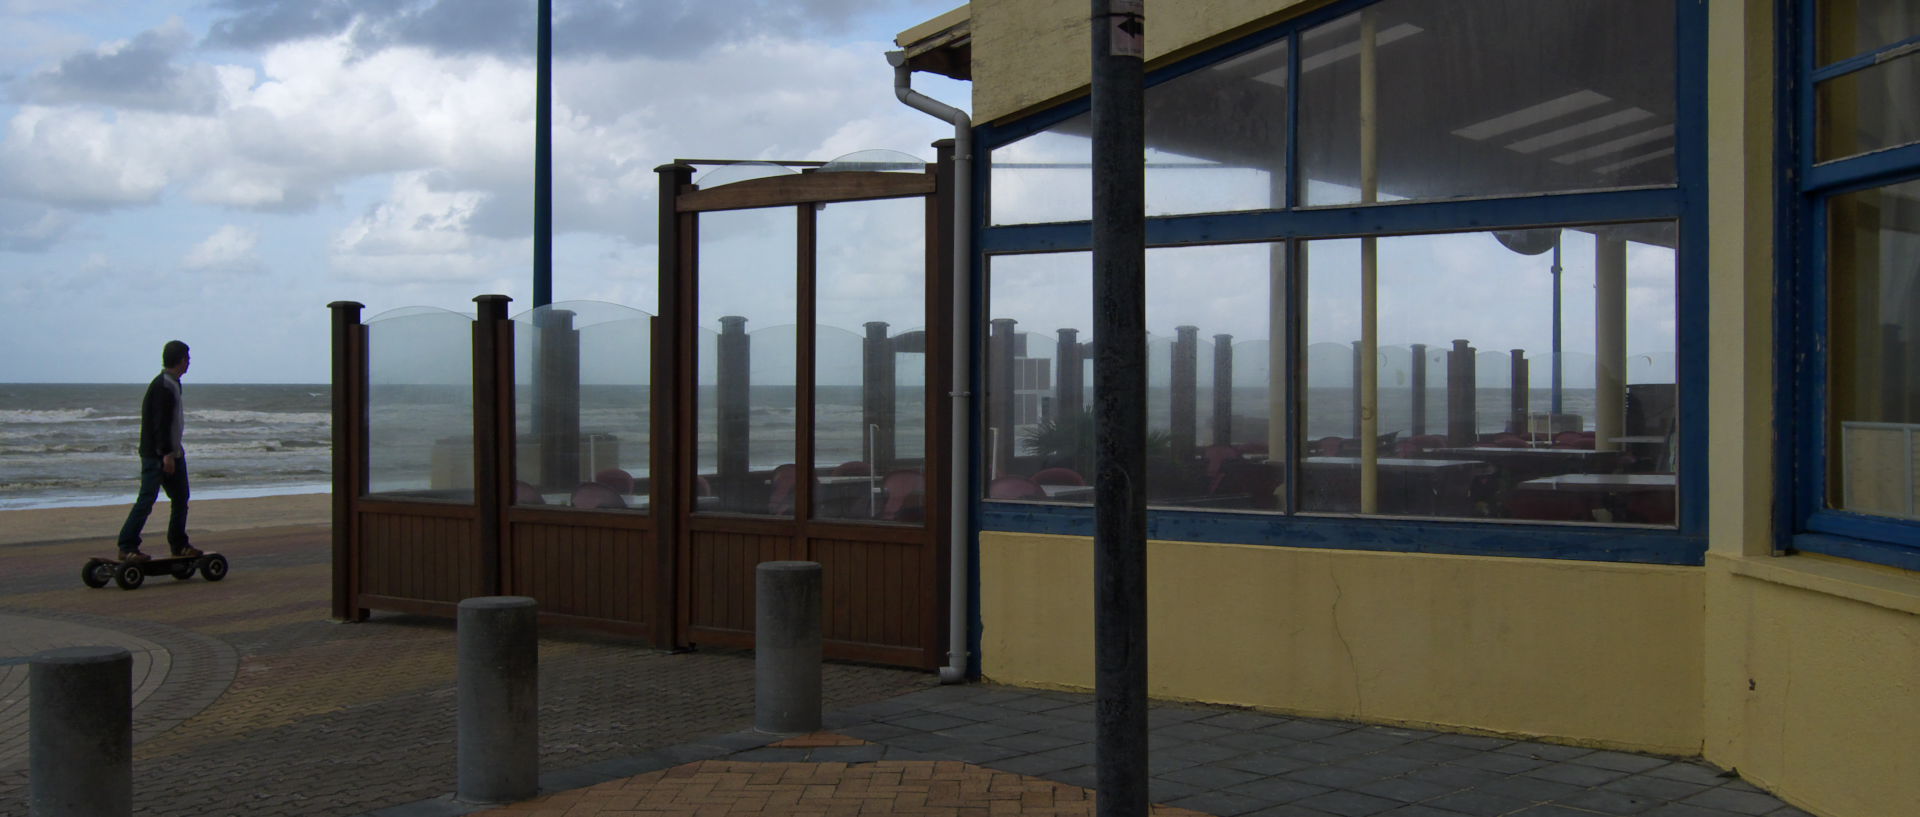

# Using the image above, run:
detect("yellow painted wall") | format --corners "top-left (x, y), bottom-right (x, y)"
top-left (969, 0), bottom-right (1326, 124)
top-left (980, 532), bottom-right (1705, 754)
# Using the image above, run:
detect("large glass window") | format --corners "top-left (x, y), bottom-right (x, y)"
top-left (1299, 0), bottom-right (1675, 205)
top-left (1301, 225), bottom-right (1676, 524)
top-left (366, 307), bottom-right (473, 502)
top-left (979, 0), bottom-right (1696, 542)
top-left (987, 246), bottom-right (1286, 513)
top-left (1791, 1), bottom-right (1920, 564)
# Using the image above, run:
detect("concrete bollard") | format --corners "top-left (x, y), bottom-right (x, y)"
top-left (755, 561), bottom-right (823, 734)
top-left (456, 596), bottom-right (539, 804)
top-left (30, 646), bottom-right (132, 817)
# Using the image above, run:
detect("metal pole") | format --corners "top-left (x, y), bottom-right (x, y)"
top-left (1357, 8), bottom-right (1380, 514)
top-left (1551, 236), bottom-right (1563, 415)
top-left (1091, 1), bottom-right (1147, 815)
top-left (533, 0), bottom-right (553, 308)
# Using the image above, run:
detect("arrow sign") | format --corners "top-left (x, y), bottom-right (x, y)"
top-left (1109, 4), bottom-right (1144, 58)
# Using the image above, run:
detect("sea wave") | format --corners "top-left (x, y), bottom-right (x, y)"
top-left (191, 409), bottom-right (331, 426)
top-left (0, 408), bottom-right (136, 424)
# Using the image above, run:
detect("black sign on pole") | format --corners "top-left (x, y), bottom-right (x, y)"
top-left (1091, 1), bottom-right (1148, 815)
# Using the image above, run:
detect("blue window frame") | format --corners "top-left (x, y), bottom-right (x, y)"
top-left (970, 0), bottom-right (1709, 565)
top-left (1784, 1), bottom-right (1920, 571)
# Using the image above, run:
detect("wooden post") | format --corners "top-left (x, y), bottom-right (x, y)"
top-left (989, 318), bottom-right (1017, 478)
top-left (1448, 339), bottom-right (1476, 446)
top-left (1410, 342), bottom-right (1427, 438)
top-left (1510, 349), bottom-right (1529, 435)
top-left (863, 321), bottom-right (896, 471)
top-left (718, 316), bottom-right (751, 506)
top-left (1171, 325), bottom-right (1198, 464)
top-left (1057, 329), bottom-right (1083, 420)
top-left (473, 294), bottom-right (511, 597)
top-left (535, 308), bottom-right (580, 492)
top-left (329, 301), bottom-right (364, 622)
top-left (653, 162), bottom-right (695, 650)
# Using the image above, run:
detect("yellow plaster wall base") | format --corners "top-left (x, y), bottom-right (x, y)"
top-left (981, 532), bottom-right (1705, 754)
top-left (1703, 556), bottom-right (1920, 817)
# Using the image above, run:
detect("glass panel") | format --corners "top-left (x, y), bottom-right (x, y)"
top-left (1302, 223), bottom-right (1678, 525)
top-left (1816, 51), bottom-right (1920, 162)
top-left (1817, 0), bottom-right (1920, 64)
top-left (1828, 180), bottom-right (1920, 519)
top-left (511, 301), bottom-right (652, 512)
top-left (1298, 0), bottom-right (1675, 206)
top-left (366, 308), bottom-right (473, 502)
top-left (1145, 244), bottom-right (1286, 511)
top-left (986, 253), bottom-right (1094, 503)
top-left (813, 198), bottom-right (928, 523)
top-left (988, 37), bottom-right (1289, 224)
top-left (698, 208), bottom-right (798, 515)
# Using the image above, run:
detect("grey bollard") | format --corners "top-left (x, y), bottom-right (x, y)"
top-left (457, 596), bottom-right (539, 804)
top-left (30, 646), bottom-right (132, 817)
top-left (755, 561), bottom-right (822, 734)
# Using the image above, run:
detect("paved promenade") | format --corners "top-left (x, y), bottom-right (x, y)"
top-left (0, 514), bottom-right (1814, 817)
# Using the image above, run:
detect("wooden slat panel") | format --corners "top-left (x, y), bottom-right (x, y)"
top-left (357, 511), bottom-right (479, 606)
top-left (501, 520), bottom-right (652, 627)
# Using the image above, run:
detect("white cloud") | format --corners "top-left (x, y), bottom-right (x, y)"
top-left (182, 224), bottom-right (262, 273)
top-left (328, 171), bottom-right (514, 283)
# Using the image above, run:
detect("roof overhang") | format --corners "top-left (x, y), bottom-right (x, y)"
top-left (895, 5), bottom-right (972, 81)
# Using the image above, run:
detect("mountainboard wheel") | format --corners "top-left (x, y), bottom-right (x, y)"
top-left (114, 562), bottom-right (146, 590)
top-left (82, 559), bottom-right (112, 588)
top-left (200, 554), bottom-right (229, 582)
top-left (170, 560), bottom-right (197, 580)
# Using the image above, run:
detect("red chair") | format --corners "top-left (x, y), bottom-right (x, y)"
top-left (879, 469), bottom-right (925, 521)
top-left (1483, 435), bottom-right (1527, 448)
top-left (593, 467), bottom-right (634, 494)
top-left (514, 480), bottom-right (545, 506)
top-left (767, 464), bottom-right (797, 515)
top-left (570, 481), bottom-right (625, 510)
top-left (832, 460), bottom-right (871, 476)
top-left (1313, 436), bottom-right (1345, 456)
top-left (1031, 467), bottom-right (1086, 486)
top-left (1202, 445), bottom-right (1243, 493)
top-left (987, 475), bottom-right (1047, 500)
top-left (694, 475), bottom-right (712, 496)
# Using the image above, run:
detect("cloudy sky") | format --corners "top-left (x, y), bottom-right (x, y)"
top-left (0, 0), bottom-right (966, 383)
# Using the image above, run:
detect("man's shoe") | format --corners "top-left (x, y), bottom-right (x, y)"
top-left (120, 551), bottom-right (151, 563)
top-left (172, 546), bottom-right (202, 558)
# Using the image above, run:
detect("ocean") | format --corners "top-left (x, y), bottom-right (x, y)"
top-left (0, 381), bottom-right (1604, 511)
top-left (0, 383), bottom-right (333, 511)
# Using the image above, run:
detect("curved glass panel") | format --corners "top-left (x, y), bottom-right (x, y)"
top-left (814, 198), bottom-right (929, 523)
top-left (693, 161), bottom-right (798, 188)
top-left (511, 301), bottom-right (653, 511)
top-left (986, 254), bottom-right (1093, 503)
top-left (1301, 222), bottom-right (1678, 525)
top-left (697, 207), bottom-right (798, 515)
top-left (1299, 0), bottom-right (1675, 206)
top-left (819, 149), bottom-right (926, 173)
top-left (366, 308), bottom-right (473, 502)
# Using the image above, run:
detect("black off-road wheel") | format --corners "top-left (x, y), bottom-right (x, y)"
top-left (200, 554), bottom-right (229, 582)
top-left (114, 562), bottom-right (146, 590)
top-left (81, 559), bottom-right (112, 588)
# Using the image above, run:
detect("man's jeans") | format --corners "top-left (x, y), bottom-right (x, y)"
top-left (117, 456), bottom-right (189, 553)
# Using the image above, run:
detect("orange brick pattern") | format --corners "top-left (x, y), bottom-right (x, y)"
top-left (475, 759), bottom-right (1210, 817)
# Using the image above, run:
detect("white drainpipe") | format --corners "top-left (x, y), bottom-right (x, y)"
top-left (889, 51), bottom-right (973, 684)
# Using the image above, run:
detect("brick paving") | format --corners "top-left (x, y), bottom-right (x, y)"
top-left (0, 518), bottom-right (1819, 817)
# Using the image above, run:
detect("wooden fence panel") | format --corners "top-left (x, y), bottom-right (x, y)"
top-left (504, 517), bottom-right (653, 632)
top-left (357, 509), bottom-right (482, 609)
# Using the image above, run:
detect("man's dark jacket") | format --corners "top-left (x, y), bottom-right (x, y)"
top-left (138, 374), bottom-right (182, 460)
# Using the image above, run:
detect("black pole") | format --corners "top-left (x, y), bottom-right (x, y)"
top-left (533, 0), bottom-right (553, 308)
top-left (1091, 1), bottom-right (1147, 815)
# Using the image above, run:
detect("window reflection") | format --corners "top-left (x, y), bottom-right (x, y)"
top-left (697, 208), bottom-right (798, 516)
top-left (1298, 0), bottom-right (1676, 205)
top-left (1302, 224), bottom-right (1678, 525)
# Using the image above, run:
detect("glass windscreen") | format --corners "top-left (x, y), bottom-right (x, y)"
top-left (813, 198), bottom-right (929, 523)
top-left (1827, 179), bottom-right (1920, 520)
top-left (366, 308), bottom-right (474, 502)
top-left (1301, 223), bottom-right (1678, 525)
top-left (511, 301), bottom-right (652, 512)
top-left (1298, 0), bottom-right (1676, 205)
top-left (697, 207), bottom-right (799, 516)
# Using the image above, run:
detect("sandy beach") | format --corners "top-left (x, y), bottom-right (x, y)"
top-left (0, 492), bottom-right (331, 547)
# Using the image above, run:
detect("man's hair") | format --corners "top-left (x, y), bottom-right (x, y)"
top-left (162, 340), bottom-right (190, 368)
